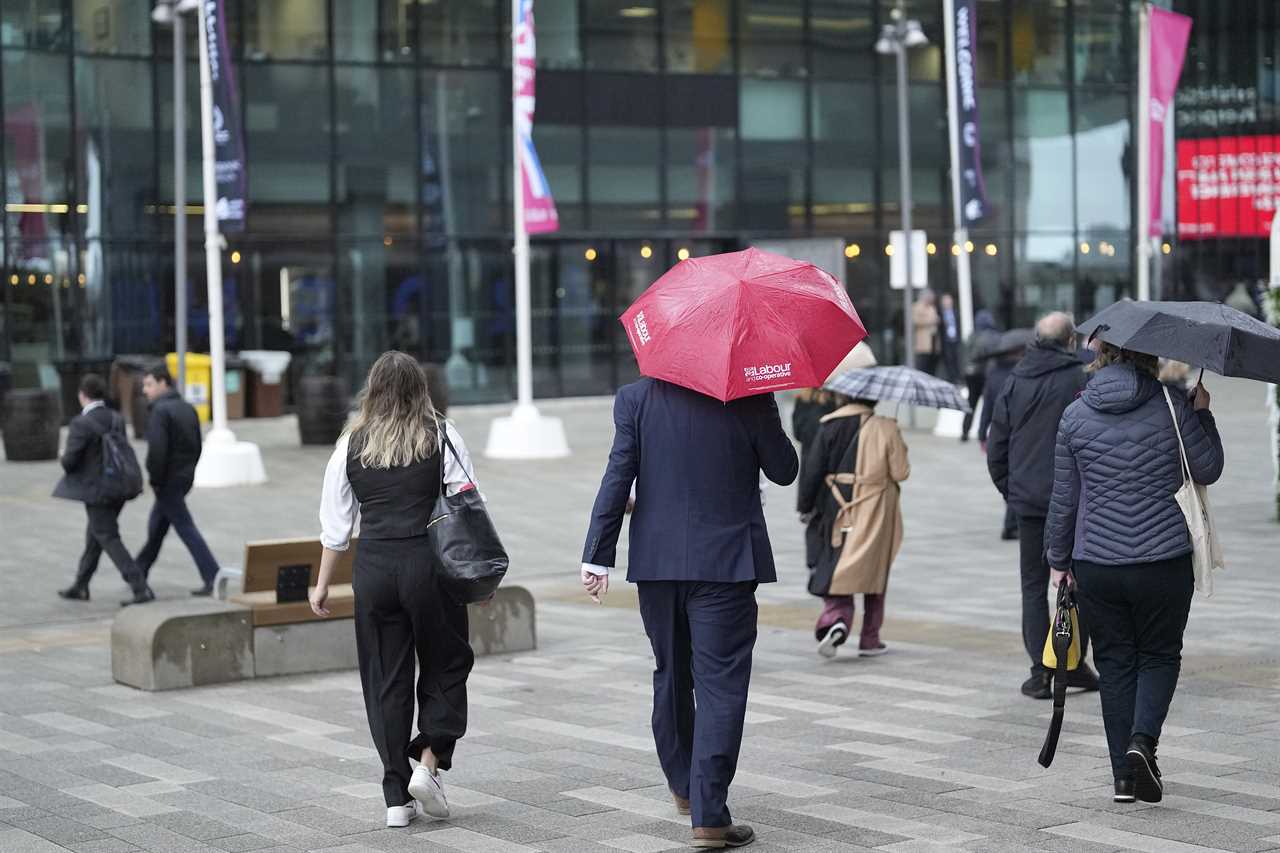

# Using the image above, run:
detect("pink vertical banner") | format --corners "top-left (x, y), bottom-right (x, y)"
top-left (1147, 7), bottom-right (1192, 237)
top-left (513, 0), bottom-right (559, 234)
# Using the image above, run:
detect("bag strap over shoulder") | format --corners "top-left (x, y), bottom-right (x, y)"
top-left (1162, 386), bottom-right (1193, 487)
top-left (431, 414), bottom-right (476, 490)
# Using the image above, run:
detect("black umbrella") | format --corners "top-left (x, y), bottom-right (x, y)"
top-left (1077, 300), bottom-right (1280, 384)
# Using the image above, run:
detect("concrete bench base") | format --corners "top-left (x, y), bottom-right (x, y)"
top-left (112, 600), bottom-right (254, 691)
top-left (112, 585), bottom-right (537, 690)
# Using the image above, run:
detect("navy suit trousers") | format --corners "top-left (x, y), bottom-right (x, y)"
top-left (636, 581), bottom-right (757, 829)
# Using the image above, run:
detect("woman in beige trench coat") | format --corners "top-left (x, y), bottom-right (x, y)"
top-left (796, 395), bottom-right (910, 658)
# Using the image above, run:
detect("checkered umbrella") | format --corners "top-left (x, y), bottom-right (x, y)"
top-left (824, 365), bottom-right (970, 412)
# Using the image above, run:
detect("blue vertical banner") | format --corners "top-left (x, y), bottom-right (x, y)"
top-left (951, 0), bottom-right (987, 224)
top-left (205, 0), bottom-right (246, 232)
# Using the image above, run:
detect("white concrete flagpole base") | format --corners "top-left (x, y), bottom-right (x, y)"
top-left (485, 403), bottom-right (570, 459)
top-left (194, 427), bottom-right (268, 488)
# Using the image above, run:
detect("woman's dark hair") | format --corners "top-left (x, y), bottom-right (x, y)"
top-left (145, 364), bottom-right (173, 385)
top-left (79, 374), bottom-right (108, 400)
top-left (1088, 341), bottom-right (1159, 378)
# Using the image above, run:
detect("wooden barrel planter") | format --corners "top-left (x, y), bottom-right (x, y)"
top-left (296, 376), bottom-right (350, 446)
top-left (2, 389), bottom-right (62, 461)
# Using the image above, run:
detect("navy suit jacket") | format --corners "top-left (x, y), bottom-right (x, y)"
top-left (582, 378), bottom-right (799, 584)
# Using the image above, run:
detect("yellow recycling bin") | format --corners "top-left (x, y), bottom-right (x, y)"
top-left (166, 353), bottom-right (212, 424)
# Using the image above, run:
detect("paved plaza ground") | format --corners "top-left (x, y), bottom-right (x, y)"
top-left (0, 378), bottom-right (1277, 852)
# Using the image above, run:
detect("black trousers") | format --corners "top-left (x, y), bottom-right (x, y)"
top-left (135, 486), bottom-right (220, 588)
top-left (1074, 555), bottom-right (1194, 780)
top-left (961, 374), bottom-right (985, 437)
top-left (73, 503), bottom-right (146, 592)
top-left (1019, 516), bottom-right (1089, 674)
top-left (352, 538), bottom-right (473, 806)
top-left (637, 581), bottom-right (757, 830)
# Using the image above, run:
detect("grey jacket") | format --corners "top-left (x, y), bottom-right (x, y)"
top-left (1045, 364), bottom-right (1224, 568)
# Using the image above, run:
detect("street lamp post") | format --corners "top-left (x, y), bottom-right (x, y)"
top-left (152, 0), bottom-right (200, 391)
top-left (876, 3), bottom-right (929, 372)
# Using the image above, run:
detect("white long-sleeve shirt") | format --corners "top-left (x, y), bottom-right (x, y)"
top-left (319, 423), bottom-right (478, 551)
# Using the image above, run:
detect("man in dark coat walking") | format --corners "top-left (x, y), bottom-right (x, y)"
top-left (55, 375), bottom-right (155, 605)
top-left (581, 378), bottom-right (798, 849)
top-left (987, 313), bottom-right (1099, 699)
top-left (134, 364), bottom-right (222, 595)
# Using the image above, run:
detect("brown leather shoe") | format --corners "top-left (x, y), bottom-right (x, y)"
top-left (691, 824), bottom-right (754, 848)
top-left (672, 791), bottom-right (690, 816)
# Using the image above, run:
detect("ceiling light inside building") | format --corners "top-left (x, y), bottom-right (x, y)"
top-left (985, 244), bottom-right (998, 256)
top-left (926, 242), bottom-right (937, 255)
top-left (844, 243), bottom-right (860, 258)
top-left (1080, 242), bottom-right (1091, 254)
top-left (585, 247), bottom-right (598, 261)
top-left (619, 6), bottom-right (657, 18)
top-left (640, 245), bottom-right (653, 259)
top-left (677, 248), bottom-right (690, 261)
top-left (1162, 242), bottom-right (1172, 254)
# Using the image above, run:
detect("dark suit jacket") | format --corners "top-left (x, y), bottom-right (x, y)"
top-left (53, 404), bottom-right (121, 506)
top-left (145, 389), bottom-right (202, 491)
top-left (582, 379), bottom-right (799, 584)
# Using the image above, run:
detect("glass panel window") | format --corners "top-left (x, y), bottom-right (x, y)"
top-left (1011, 0), bottom-right (1066, 85)
top-left (809, 1), bottom-right (875, 80)
top-left (1013, 232), bottom-right (1075, 327)
top-left (336, 66), bottom-right (416, 238)
top-left (974, 85), bottom-right (1009, 228)
top-left (421, 0), bottom-right (499, 67)
top-left (534, 123), bottom-right (585, 231)
top-left (73, 0), bottom-right (151, 55)
top-left (974, 0), bottom-right (1008, 83)
top-left (421, 70), bottom-right (505, 235)
top-left (4, 51), bottom-right (74, 242)
top-left (1073, 0), bottom-right (1127, 85)
top-left (1077, 232), bottom-right (1131, 316)
top-left (588, 127), bottom-right (661, 231)
top-left (1074, 90), bottom-right (1130, 234)
top-left (243, 64), bottom-right (332, 236)
top-left (76, 58), bottom-right (155, 241)
top-left (2, 0), bottom-right (68, 49)
top-left (666, 127), bottom-right (736, 232)
top-left (881, 84), bottom-right (949, 231)
top-left (334, 1), bottom-right (412, 63)
top-left (740, 0), bottom-right (806, 78)
top-left (812, 81), bottom-right (876, 232)
top-left (666, 0), bottom-right (731, 74)
top-left (584, 0), bottom-right (659, 71)
top-left (243, 0), bottom-right (328, 61)
top-left (740, 79), bottom-right (806, 232)
top-left (1013, 89), bottom-right (1073, 233)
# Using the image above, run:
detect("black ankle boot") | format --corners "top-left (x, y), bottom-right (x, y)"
top-left (1126, 734), bottom-right (1162, 803)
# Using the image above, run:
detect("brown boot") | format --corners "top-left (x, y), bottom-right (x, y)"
top-left (672, 791), bottom-right (690, 816)
top-left (691, 824), bottom-right (755, 849)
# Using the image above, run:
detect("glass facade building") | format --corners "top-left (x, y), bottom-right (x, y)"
top-left (1, 0), bottom-right (1277, 403)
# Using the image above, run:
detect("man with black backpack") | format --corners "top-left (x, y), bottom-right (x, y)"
top-left (55, 374), bottom-right (155, 606)
top-left (133, 364), bottom-right (221, 596)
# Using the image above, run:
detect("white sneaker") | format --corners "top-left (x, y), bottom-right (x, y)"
top-left (817, 621), bottom-right (848, 659)
top-left (386, 800), bottom-right (420, 828)
top-left (408, 765), bottom-right (450, 819)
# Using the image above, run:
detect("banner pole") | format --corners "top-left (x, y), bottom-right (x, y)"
top-left (1136, 2), bottom-right (1152, 302)
top-left (197, 0), bottom-right (229, 436)
top-left (512, 0), bottom-right (533, 413)
top-left (944, 0), bottom-right (974, 340)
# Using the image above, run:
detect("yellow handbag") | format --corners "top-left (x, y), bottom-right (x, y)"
top-left (1038, 582), bottom-right (1080, 768)
top-left (1041, 593), bottom-right (1081, 671)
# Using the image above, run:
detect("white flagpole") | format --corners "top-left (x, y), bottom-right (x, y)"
top-left (191, 0), bottom-right (265, 487)
top-left (485, 0), bottom-right (568, 459)
top-left (1136, 2), bottom-right (1152, 302)
top-left (943, 0), bottom-right (974, 340)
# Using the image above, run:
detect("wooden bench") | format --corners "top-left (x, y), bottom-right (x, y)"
top-left (229, 538), bottom-right (356, 627)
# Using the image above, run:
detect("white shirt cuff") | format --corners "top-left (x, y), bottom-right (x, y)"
top-left (581, 563), bottom-right (610, 576)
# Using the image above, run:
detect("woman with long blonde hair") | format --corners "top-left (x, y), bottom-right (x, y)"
top-left (314, 351), bottom-right (479, 827)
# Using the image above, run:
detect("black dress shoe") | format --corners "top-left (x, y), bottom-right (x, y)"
top-left (58, 586), bottom-right (90, 601)
top-left (1126, 733), bottom-right (1163, 803)
top-left (1000, 529), bottom-right (1020, 541)
top-left (190, 586), bottom-right (214, 597)
top-left (1066, 663), bottom-right (1100, 692)
top-left (692, 824), bottom-right (755, 849)
top-left (1021, 671), bottom-right (1052, 699)
top-left (120, 587), bottom-right (156, 607)
top-left (1114, 778), bottom-right (1136, 803)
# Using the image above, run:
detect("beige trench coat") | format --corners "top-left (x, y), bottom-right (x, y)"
top-left (823, 405), bottom-right (911, 595)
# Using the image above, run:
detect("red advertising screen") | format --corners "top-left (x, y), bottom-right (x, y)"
top-left (1176, 135), bottom-right (1280, 239)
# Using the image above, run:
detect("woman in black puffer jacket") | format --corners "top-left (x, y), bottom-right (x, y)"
top-left (1045, 343), bottom-right (1224, 806)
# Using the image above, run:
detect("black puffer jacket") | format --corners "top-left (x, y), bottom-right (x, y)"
top-left (986, 343), bottom-right (1088, 518)
top-left (145, 389), bottom-right (203, 491)
top-left (1045, 364), bottom-right (1224, 568)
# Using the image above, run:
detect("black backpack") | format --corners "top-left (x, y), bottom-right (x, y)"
top-left (98, 414), bottom-right (144, 502)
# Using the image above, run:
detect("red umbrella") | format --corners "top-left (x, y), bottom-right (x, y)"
top-left (620, 247), bottom-right (867, 402)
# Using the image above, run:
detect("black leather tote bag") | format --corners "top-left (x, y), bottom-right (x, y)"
top-left (427, 432), bottom-right (509, 604)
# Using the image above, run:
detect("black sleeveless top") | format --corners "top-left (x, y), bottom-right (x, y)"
top-left (345, 434), bottom-right (442, 540)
